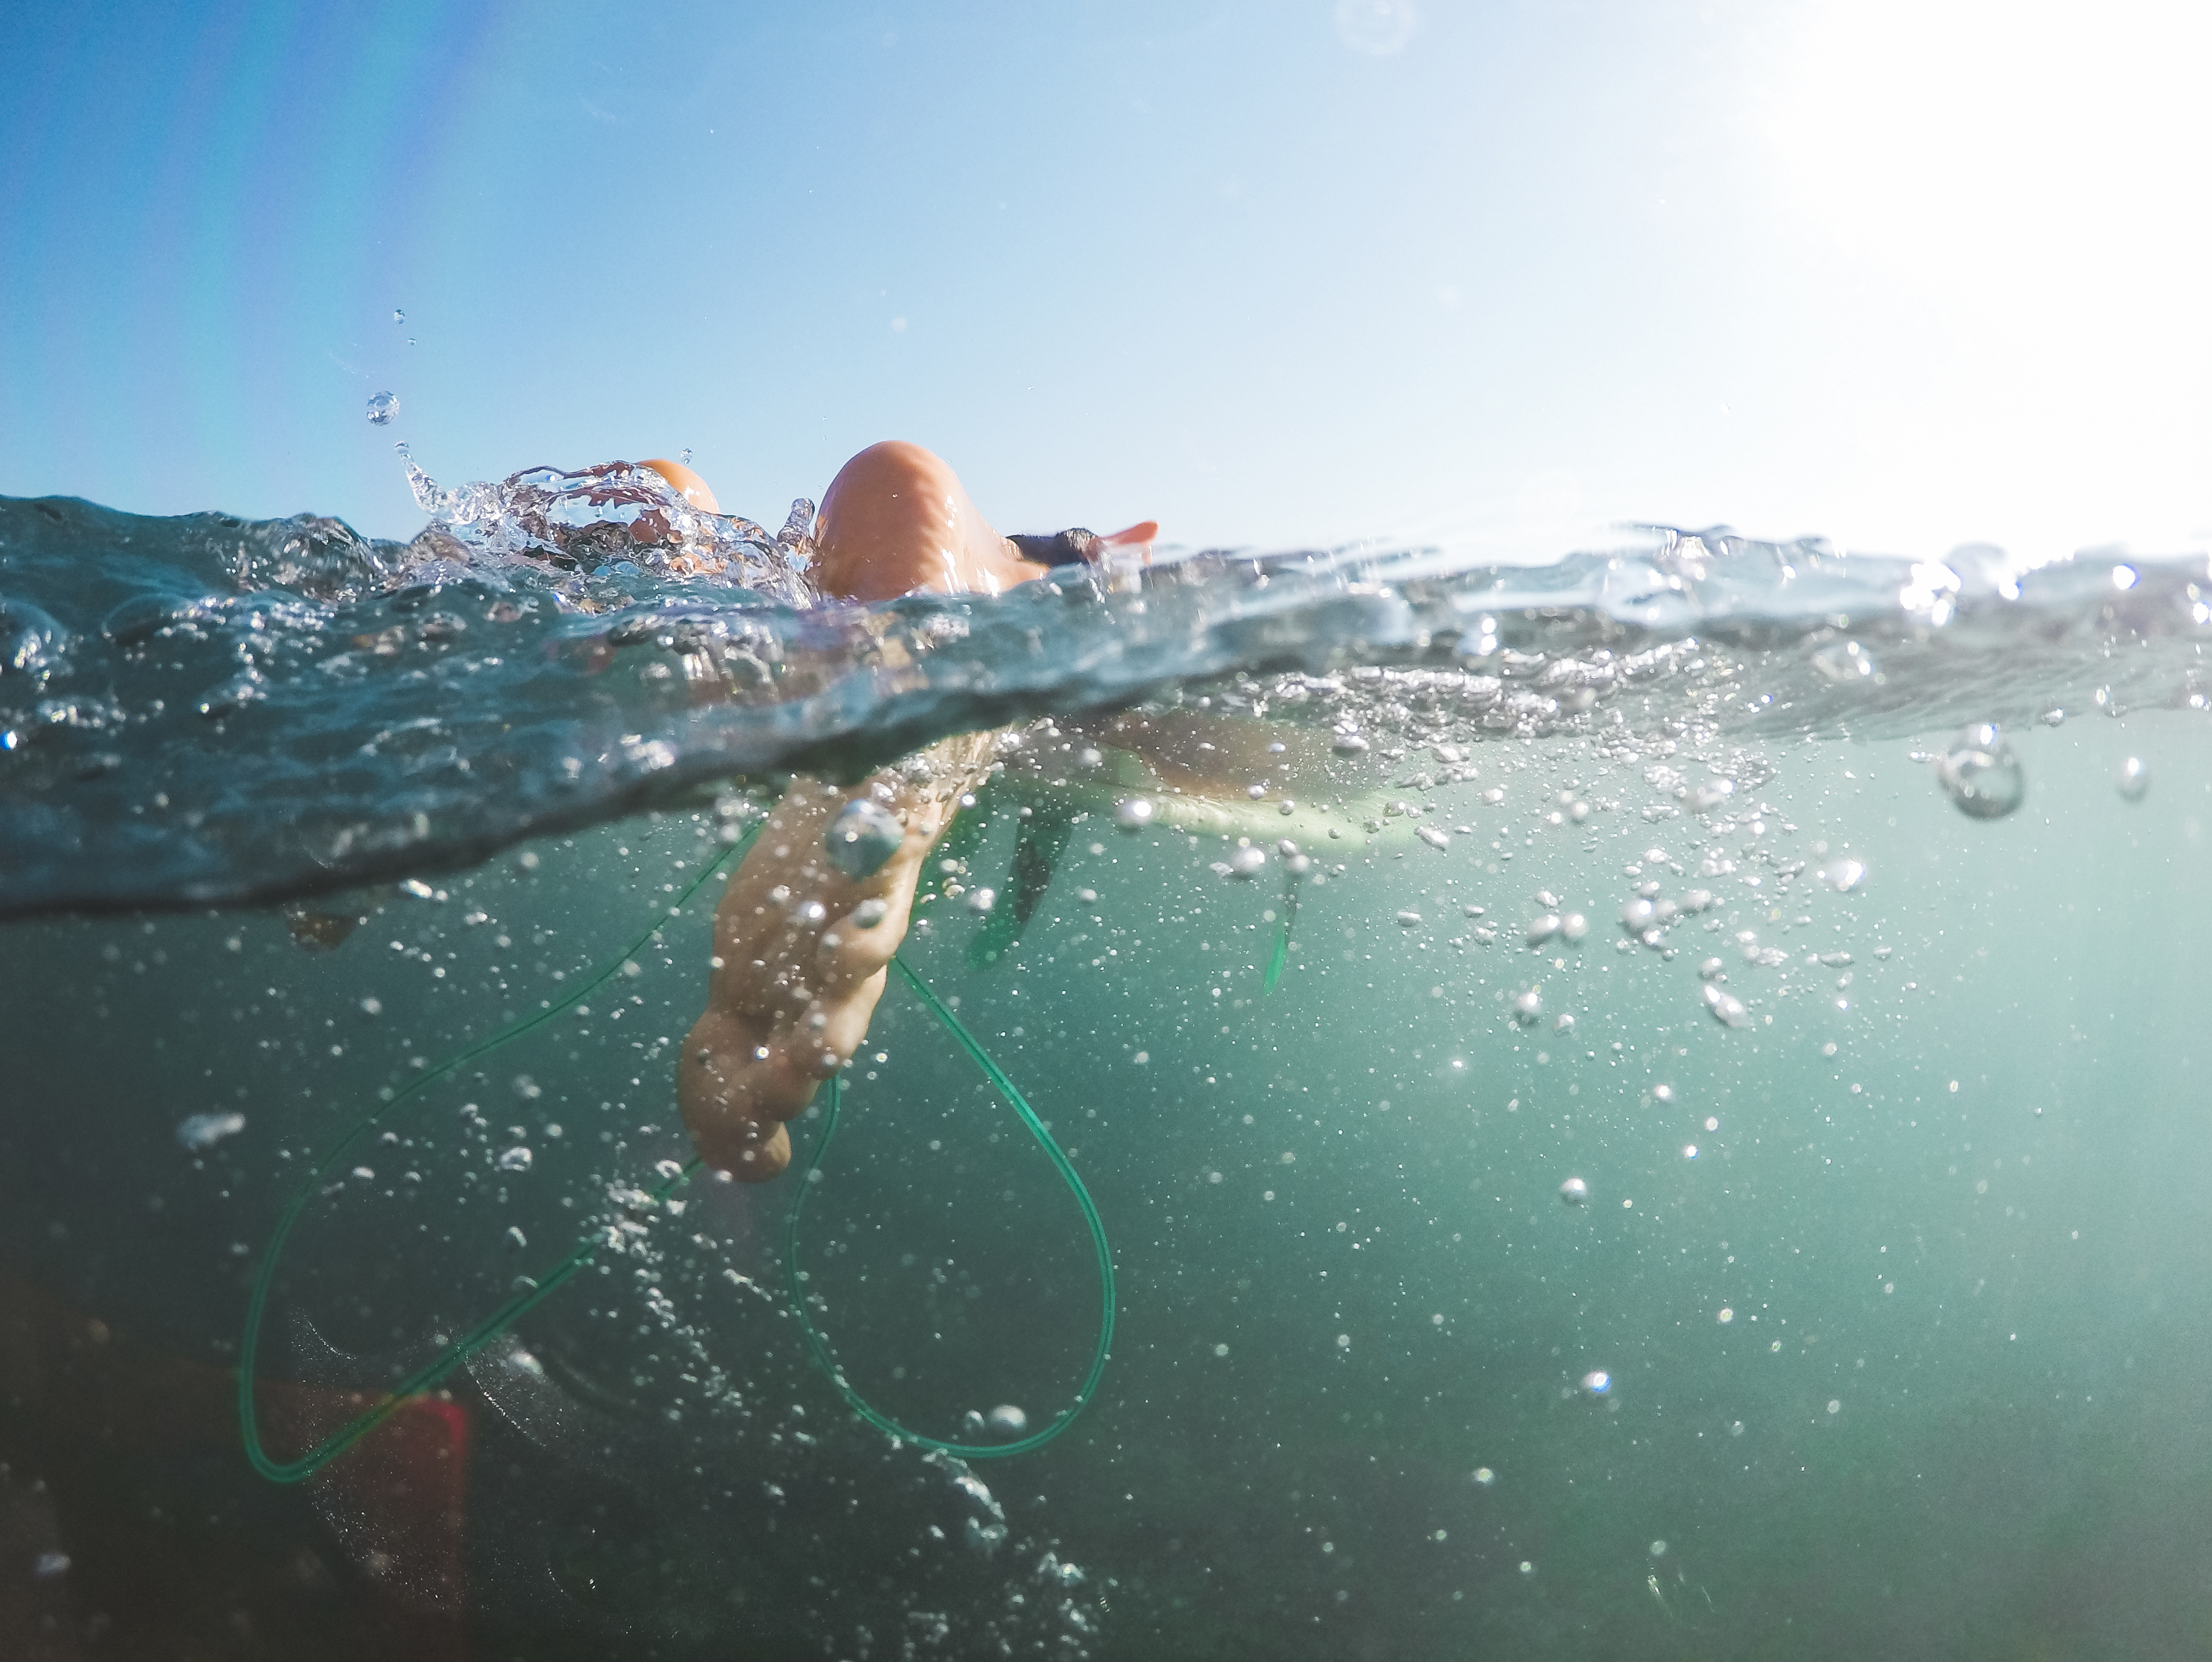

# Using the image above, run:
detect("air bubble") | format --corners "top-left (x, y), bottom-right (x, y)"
top-left (2118, 757), bottom-right (2150, 801)
top-left (1580, 1370), bottom-right (1612, 1398)
top-left (1702, 983), bottom-right (1749, 1028)
top-left (1511, 986), bottom-right (1543, 1025)
top-left (1812, 640), bottom-right (1876, 682)
top-left (497, 1146), bottom-right (533, 1172)
top-left (1559, 1176), bottom-right (1588, 1205)
top-left (176, 1111), bottom-right (246, 1152)
top-left (1114, 797), bottom-right (1154, 830)
top-left (1936, 723), bottom-right (2026, 820)
top-left (825, 798), bottom-right (904, 878)
top-left (986, 1404), bottom-right (1027, 1439)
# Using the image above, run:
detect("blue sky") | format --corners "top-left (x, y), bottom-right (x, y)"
top-left (4, 0), bottom-right (2207, 564)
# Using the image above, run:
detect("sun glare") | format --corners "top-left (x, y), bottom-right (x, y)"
top-left (1772, 1), bottom-right (2211, 315)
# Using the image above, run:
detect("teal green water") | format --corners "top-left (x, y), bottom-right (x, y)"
top-left (5, 713), bottom-right (2210, 1658)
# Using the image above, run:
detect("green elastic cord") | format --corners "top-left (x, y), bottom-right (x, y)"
top-left (239, 817), bottom-right (1116, 1481)
top-left (237, 827), bottom-right (760, 1483)
top-left (782, 958), bottom-right (1115, 1460)
top-left (1264, 864), bottom-right (1302, 993)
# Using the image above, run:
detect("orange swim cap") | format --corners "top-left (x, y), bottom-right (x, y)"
top-left (640, 458), bottom-right (720, 513)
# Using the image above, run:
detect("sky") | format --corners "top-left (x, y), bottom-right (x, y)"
top-left (2, 0), bottom-right (2207, 566)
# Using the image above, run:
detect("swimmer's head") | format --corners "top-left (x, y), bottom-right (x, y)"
top-left (640, 458), bottom-right (719, 513)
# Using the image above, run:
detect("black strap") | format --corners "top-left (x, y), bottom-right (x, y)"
top-left (1008, 528), bottom-right (1098, 567)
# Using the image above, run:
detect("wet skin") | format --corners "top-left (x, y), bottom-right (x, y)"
top-left (676, 443), bottom-right (1131, 1178)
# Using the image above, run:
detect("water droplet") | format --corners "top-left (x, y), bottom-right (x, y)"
top-left (393, 309), bottom-right (405, 325)
top-left (365, 391), bottom-right (399, 426)
top-left (2118, 756), bottom-right (2150, 801)
top-left (1559, 1176), bottom-right (1588, 1205)
top-left (1114, 797), bottom-right (1154, 829)
top-left (986, 1404), bottom-right (1027, 1439)
top-left (497, 1146), bottom-right (533, 1172)
top-left (1936, 722), bottom-right (2026, 820)
top-left (825, 798), bottom-right (904, 878)
top-left (680, 448), bottom-right (693, 466)
top-left (1580, 1369), bottom-right (1612, 1398)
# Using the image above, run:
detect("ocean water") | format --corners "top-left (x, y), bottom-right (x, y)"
top-left (4, 473), bottom-right (2211, 1658)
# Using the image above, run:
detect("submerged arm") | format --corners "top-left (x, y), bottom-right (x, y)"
top-left (678, 742), bottom-right (987, 1179)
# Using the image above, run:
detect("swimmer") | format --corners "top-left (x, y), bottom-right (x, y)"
top-left (675, 442), bottom-right (1156, 1179)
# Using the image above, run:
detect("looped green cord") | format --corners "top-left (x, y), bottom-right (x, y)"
top-left (783, 958), bottom-right (1115, 1459)
top-left (238, 818), bottom-right (1115, 1481)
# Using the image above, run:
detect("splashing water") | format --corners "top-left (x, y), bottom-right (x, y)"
top-left (2, 472), bottom-right (2210, 919)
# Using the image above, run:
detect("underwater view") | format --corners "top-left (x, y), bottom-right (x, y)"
top-left (6, 466), bottom-right (2212, 1658)
top-left (8, 2), bottom-right (2212, 1656)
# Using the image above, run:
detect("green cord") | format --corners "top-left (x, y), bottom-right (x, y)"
top-left (239, 815), bottom-right (1116, 1481)
top-left (1263, 864), bottom-right (1302, 993)
top-left (783, 958), bottom-right (1115, 1460)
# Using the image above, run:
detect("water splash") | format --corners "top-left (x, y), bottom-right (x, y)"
top-left (3, 489), bottom-right (2208, 917)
